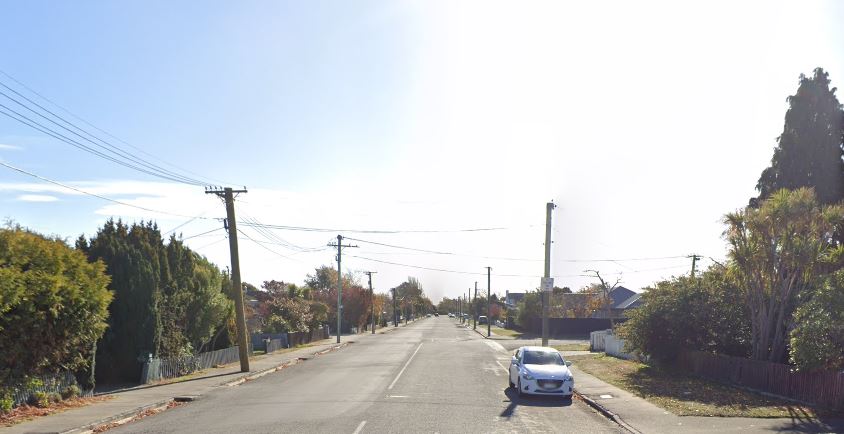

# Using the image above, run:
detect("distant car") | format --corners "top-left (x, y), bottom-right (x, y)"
top-left (426, 314), bottom-right (431, 317)
top-left (509, 346), bottom-right (574, 398)
top-left (434, 312), bottom-right (439, 317)
top-left (478, 315), bottom-right (488, 325)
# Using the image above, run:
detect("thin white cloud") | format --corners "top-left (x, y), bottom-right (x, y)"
top-left (17, 194), bottom-right (59, 202)
top-left (0, 144), bottom-right (22, 151)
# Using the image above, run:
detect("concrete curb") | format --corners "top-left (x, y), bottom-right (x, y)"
top-left (60, 342), bottom-right (352, 433)
top-left (573, 390), bottom-right (641, 434)
top-left (223, 342), bottom-right (349, 387)
top-left (61, 399), bottom-right (174, 434)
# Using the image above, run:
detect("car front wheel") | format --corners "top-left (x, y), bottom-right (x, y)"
top-left (517, 378), bottom-right (523, 397)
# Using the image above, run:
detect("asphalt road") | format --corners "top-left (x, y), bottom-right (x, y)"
top-left (111, 317), bottom-right (623, 433)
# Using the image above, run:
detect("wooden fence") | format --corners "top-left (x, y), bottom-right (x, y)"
top-left (678, 351), bottom-right (844, 409)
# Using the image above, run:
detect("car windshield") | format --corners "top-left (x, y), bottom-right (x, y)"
top-left (523, 350), bottom-right (564, 365)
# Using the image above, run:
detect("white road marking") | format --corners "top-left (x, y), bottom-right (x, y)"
top-left (352, 420), bottom-right (367, 434)
top-left (495, 360), bottom-right (509, 374)
top-left (483, 339), bottom-right (507, 353)
top-left (388, 342), bottom-right (423, 390)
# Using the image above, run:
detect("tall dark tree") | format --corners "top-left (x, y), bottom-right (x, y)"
top-left (755, 68), bottom-right (844, 205)
top-left (80, 220), bottom-right (232, 383)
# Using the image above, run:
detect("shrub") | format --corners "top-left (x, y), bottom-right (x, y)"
top-left (29, 391), bottom-right (49, 408)
top-left (48, 392), bottom-right (62, 404)
top-left (61, 384), bottom-right (81, 400)
top-left (789, 270), bottom-right (844, 371)
top-left (0, 390), bottom-right (12, 414)
top-left (619, 266), bottom-right (750, 363)
top-left (0, 227), bottom-right (112, 380)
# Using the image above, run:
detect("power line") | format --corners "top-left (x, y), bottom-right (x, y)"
top-left (0, 69), bottom-right (234, 187)
top-left (346, 236), bottom-right (691, 263)
top-left (345, 255), bottom-right (692, 280)
top-left (0, 102), bottom-right (202, 185)
top-left (0, 84), bottom-right (205, 186)
top-left (346, 254), bottom-right (560, 278)
top-left (181, 227), bottom-right (223, 240)
top-left (240, 215), bottom-right (327, 253)
top-left (0, 160), bottom-right (213, 220)
top-left (0, 70), bottom-right (231, 186)
top-left (236, 227), bottom-right (301, 263)
top-left (163, 210), bottom-right (213, 236)
top-left (236, 221), bottom-right (512, 234)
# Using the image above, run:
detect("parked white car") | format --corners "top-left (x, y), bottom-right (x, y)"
top-left (508, 346), bottom-right (574, 398)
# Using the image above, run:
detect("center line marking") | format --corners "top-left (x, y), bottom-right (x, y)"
top-left (388, 342), bottom-right (423, 390)
top-left (352, 420), bottom-right (367, 434)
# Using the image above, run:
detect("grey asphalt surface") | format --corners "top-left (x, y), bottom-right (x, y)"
top-left (110, 317), bottom-right (623, 433)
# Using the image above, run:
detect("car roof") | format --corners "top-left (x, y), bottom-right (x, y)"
top-left (518, 346), bottom-right (559, 352)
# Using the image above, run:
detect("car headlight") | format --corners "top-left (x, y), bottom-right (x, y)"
top-left (522, 371), bottom-right (534, 380)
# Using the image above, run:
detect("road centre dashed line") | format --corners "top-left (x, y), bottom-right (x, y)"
top-left (388, 342), bottom-right (423, 390)
top-left (352, 420), bottom-right (367, 434)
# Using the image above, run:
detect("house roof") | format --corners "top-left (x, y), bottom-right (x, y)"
top-left (608, 286), bottom-right (636, 308)
top-left (615, 293), bottom-right (642, 309)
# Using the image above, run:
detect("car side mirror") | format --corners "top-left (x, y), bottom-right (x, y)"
top-left (565, 361), bottom-right (572, 367)
top-left (511, 356), bottom-right (518, 365)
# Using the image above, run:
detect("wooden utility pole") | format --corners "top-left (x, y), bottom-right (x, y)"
top-left (328, 235), bottom-right (357, 343)
top-left (205, 187), bottom-right (250, 372)
top-left (364, 271), bottom-right (377, 334)
top-left (473, 281), bottom-right (478, 330)
top-left (486, 266), bottom-right (491, 338)
top-left (542, 201), bottom-right (556, 347)
top-left (688, 254), bottom-right (702, 278)
top-left (392, 288), bottom-right (398, 326)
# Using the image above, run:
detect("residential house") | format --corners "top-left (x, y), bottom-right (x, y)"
top-left (591, 286), bottom-right (642, 319)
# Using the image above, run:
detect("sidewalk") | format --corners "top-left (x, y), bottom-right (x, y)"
top-left (2, 338), bottom-right (351, 434)
top-left (570, 365), bottom-right (844, 433)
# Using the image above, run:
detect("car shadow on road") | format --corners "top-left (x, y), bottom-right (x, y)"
top-left (499, 387), bottom-right (572, 418)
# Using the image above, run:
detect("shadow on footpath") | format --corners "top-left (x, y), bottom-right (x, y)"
top-left (499, 387), bottom-right (572, 418)
top-left (770, 406), bottom-right (844, 433)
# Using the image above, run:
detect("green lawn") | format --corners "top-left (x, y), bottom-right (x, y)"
top-left (489, 326), bottom-right (524, 338)
top-left (567, 354), bottom-right (840, 418)
top-left (553, 343), bottom-right (590, 352)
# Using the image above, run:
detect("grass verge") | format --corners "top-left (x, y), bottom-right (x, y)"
top-left (567, 354), bottom-right (841, 418)
top-left (489, 326), bottom-right (524, 338)
top-left (554, 343), bottom-right (590, 352)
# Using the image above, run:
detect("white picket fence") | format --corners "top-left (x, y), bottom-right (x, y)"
top-left (589, 329), bottom-right (640, 360)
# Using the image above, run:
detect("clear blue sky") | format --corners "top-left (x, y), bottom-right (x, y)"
top-left (2, 1), bottom-right (844, 302)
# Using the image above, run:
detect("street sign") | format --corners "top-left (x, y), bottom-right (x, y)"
top-left (541, 277), bottom-right (554, 292)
